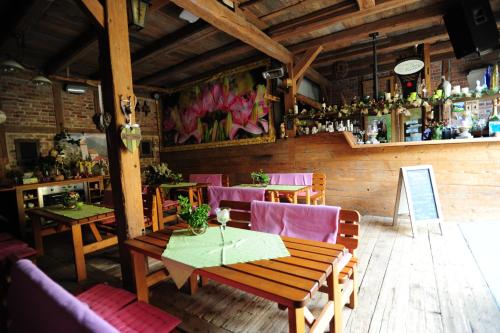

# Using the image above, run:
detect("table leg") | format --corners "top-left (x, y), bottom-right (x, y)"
top-left (31, 215), bottom-right (44, 256)
top-left (293, 192), bottom-right (298, 204)
top-left (71, 224), bottom-right (87, 282)
top-left (288, 306), bottom-right (305, 333)
top-left (306, 188), bottom-right (311, 205)
top-left (327, 262), bottom-right (342, 333)
top-left (131, 250), bottom-right (149, 303)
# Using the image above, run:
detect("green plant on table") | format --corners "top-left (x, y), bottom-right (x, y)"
top-left (250, 169), bottom-right (270, 185)
top-left (178, 195), bottom-right (211, 230)
top-left (62, 191), bottom-right (80, 208)
top-left (144, 163), bottom-right (183, 186)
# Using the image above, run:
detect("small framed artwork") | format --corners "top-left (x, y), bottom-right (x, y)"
top-left (140, 140), bottom-right (153, 158)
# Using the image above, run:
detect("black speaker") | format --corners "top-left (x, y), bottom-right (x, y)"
top-left (444, 0), bottom-right (499, 59)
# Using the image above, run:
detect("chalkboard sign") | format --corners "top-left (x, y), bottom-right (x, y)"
top-left (393, 165), bottom-right (443, 237)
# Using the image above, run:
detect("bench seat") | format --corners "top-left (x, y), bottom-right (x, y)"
top-left (8, 259), bottom-right (181, 333)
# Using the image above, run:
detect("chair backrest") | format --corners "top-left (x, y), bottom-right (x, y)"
top-left (208, 186), bottom-right (265, 215)
top-left (219, 200), bottom-right (251, 229)
top-left (337, 209), bottom-right (361, 255)
top-left (8, 259), bottom-right (119, 333)
top-left (143, 190), bottom-right (159, 231)
top-left (312, 173), bottom-right (326, 193)
top-left (189, 174), bottom-right (229, 187)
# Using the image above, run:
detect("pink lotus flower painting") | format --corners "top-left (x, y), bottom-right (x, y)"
top-left (162, 66), bottom-right (270, 147)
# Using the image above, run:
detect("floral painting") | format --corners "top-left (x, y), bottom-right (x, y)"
top-left (161, 65), bottom-right (272, 149)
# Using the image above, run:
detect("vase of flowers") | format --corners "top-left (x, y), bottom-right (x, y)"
top-left (177, 195), bottom-right (210, 235)
top-left (250, 169), bottom-right (270, 186)
top-left (62, 191), bottom-right (80, 209)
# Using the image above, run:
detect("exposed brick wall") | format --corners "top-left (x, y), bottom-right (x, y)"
top-left (0, 73), bottom-right (161, 171)
top-left (62, 88), bottom-right (95, 130)
top-left (0, 73), bottom-right (56, 129)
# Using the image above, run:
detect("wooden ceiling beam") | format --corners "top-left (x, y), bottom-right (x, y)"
top-left (357, 0), bottom-right (376, 10)
top-left (293, 46), bottom-right (323, 83)
top-left (131, 21), bottom-right (215, 66)
top-left (77, 0), bottom-right (105, 28)
top-left (0, 0), bottom-right (55, 48)
top-left (44, 29), bottom-right (98, 75)
top-left (150, 0), bottom-right (171, 12)
top-left (314, 25), bottom-right (448, 68)
top-left (290, 3), bottom-right (445, 53)
top-left (269, 0), bottom-right (425, 42)
top-left (170, 0), bottom-right (293, 63)
top-left (137, 41), bottom-right (253, 85)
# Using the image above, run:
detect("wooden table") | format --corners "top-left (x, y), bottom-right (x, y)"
top-left (27, 205), bottom-right (116, 282)
top-left (125, 227), bottom-right (347, 333)
top-left (234, 184), bottom-right (311, 205)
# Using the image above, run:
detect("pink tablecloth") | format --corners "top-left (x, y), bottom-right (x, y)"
top-left (208, 186), bottom-right (265, 215)
top-left (268, 173), bottom-right (313, 186)
top-left (189, 174), bottom-right (223, 187)
top-left (251, 201), bottom-right (340, 243)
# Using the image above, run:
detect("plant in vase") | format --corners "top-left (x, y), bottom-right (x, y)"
top-left (62, 191), bottom-right (81, 209)
top-left (250, 169), bottom-right (270, 186)
top-left (177, 195), bottom-right (210, 235)
top-left (144, 163), bottom-right (183, 187)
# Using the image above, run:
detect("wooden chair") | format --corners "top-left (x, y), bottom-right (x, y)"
top-left (297, 172), bottom-right (326, 205)
top-left (155, 187), bottom-right (179, 228)
top-left (218, 200), bottom-right (251, 229)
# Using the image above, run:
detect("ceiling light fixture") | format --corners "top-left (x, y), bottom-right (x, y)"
top-left (32, 75), bottom-right (52, 87)
top-left (179, 9), bottom-right (199, 23)
top-left (65, 84), bottom-right (87, 94)
top-left (129, 0), bottom-right (151, 30)
top-left (0, 59), bottom-right (26, 73)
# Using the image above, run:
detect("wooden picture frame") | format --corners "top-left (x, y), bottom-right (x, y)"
top-left (160, 59), bottom-right (275, 152)
top-left (14, 139), bottom-right (40, 168)
top-left (393, 165), bottom-right (443, 237)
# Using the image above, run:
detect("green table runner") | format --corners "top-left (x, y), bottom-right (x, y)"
top-left (44, 204), bottom-right (113, 220)
top-left (234, 184), bottom-right (308, 191)
top-left (162, 227), bottom-right (290, 288)
top-left (160, 182), bottom-right (198, 189)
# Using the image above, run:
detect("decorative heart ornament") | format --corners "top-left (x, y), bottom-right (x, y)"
top-left (120, 124), bottom-right (142, 153)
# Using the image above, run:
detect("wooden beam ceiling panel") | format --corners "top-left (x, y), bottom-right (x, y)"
top-left (314, 25), bottom-right (448, 68)
top-left (269, 0), bottom-right (425, 42)
top-left (290, 3), bottom-right (445, 53)
top-left (357, 0), bottom-right (376, 10)
top-left (170, 0), bottom-right (293, 63)
top-left (44, 29), bottom-right (97, 75)
top-left (0, 0), bottom-right (55, 48)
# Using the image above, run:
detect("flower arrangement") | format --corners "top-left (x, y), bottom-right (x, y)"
top-left (250, 169), bottom-right (270, 186)
top-left (144, 163), bottom-right (183, 186)
top-left (177, 195), bottom-right (211, 235)
top-left (62, 191), bottom-right (80, 208)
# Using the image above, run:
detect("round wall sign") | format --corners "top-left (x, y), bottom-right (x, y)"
top-left (394, 59), bottom-right (425, 75)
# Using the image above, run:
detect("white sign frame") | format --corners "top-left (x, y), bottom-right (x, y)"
top-left (393, 165), bottom-right (443, 237)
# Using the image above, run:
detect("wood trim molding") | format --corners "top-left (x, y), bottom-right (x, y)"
top-left (357, 0), bottom-right (376, 10)
top-left (52, 82), bottom-right (64, 132)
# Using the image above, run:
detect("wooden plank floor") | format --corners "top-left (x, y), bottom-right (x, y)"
top-left (37, 216), bottom-right (500, 333)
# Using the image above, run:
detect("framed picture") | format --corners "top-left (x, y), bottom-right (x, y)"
top-left (364, 114), bottom-right (394, 143)
top-left (140, 140), bottom-right (153, 158)
top-left (160, 60), bottom-right (275, 152)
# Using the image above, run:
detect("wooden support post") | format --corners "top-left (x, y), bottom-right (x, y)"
top-left (96, 0), bottom-right (145, 290)
top-left (293, 46), bottom-right (323, 84)
top-left (284, 62), bottom-right (297, 137)
top-left (423, 43), bottom-right (432, 93)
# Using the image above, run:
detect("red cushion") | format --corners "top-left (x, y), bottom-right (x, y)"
top-left (8, 246), bottom-right (37, 261)
top-left (107, 301), bottom-right (181, 333)
top-left (0, 239), bottom-right (29, 260)
top-left (163, 200), bottom-right (178, 209)
top-left (77, 284), bottom-right (136, 320)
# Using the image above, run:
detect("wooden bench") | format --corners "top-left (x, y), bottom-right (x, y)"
top-left (7, 259), bottom-right (181, 333)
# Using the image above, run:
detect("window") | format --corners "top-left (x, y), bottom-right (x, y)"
top-left (15, 139), bottom-right (40, 168)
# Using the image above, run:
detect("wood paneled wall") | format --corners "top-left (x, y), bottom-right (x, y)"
top-left (161, 134), bottom-right (500, 223)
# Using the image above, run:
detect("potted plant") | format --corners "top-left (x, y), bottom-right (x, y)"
top-left (177, 195), bottom-right (210, 235)
top-left (144, 163), bottom-right (183, 187)
top-left (62, 191), bottom-right (81, 209)
top-left (250, 169), bottom-right (270, 186)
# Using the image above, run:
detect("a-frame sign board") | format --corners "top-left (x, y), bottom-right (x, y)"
top-left (393, 165), bottom-right (443, 237)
